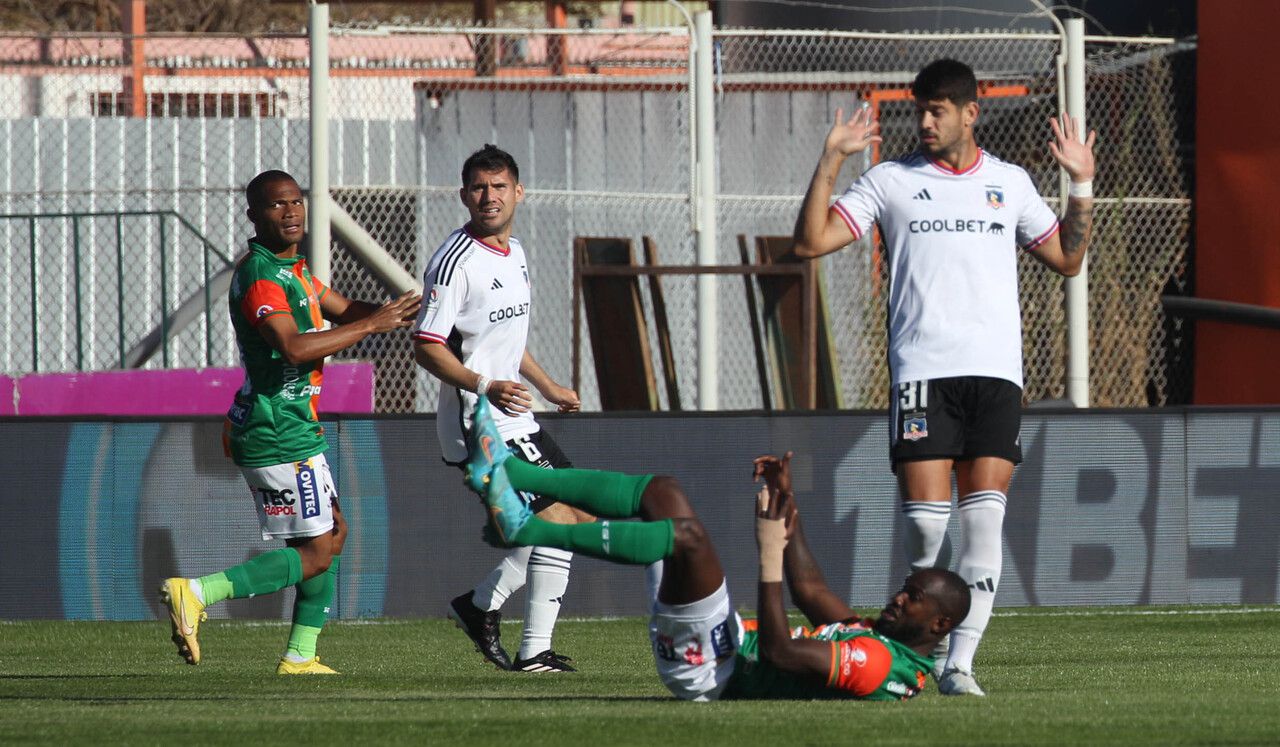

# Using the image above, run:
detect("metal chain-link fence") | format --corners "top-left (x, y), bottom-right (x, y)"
top-left (0, 22), bottom-right (1192, 411)
top-left (712, 30), bottom-right (1192, 409)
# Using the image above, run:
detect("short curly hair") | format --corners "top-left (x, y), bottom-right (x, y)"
top-left (911, 59), bottom-right (978, 106)
top-left (461, 144), bottom-right (520, 186)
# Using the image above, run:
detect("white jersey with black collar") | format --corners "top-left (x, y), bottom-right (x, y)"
top-left (413, 226), bottom-right (538, 462)
top-left (832, 149), bottom-right (1059, 388)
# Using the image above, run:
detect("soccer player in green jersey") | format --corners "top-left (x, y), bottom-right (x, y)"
top-left (159, 169), bottom-right (420, 674)
top-left (464, 398), bottom-right (971, 700)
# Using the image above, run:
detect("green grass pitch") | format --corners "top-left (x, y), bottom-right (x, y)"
top-left (2, 607), bottom-right (1278, 745)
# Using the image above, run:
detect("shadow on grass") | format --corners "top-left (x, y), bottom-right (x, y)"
top-left (0, 692), bottom-right (672, 703)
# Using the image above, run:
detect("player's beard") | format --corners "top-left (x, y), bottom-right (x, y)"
top-left (471, 207), bottom-right (513, 237)
top-left (919, 131), bottom-right (957, 158)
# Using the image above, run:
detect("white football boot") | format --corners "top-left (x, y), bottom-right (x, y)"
top-left (937, 667), bottom-right (987, 696)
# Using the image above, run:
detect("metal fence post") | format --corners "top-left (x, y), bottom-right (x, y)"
top-left (28, 218), bottom-right (37, 373)
top-left (694, 10), bottom-right (717, 410)
top-left (1064, 17), bottom-right (1090, 407)
top-left (159, 214), bottom-right (168, 368)
top-left (116, 214), bottom-right (125, 368)
top-left (203, 239), bottom-right (212, 367)
top-left (72, 215), bottom-right (82, 370)
top-left (309, 2), bottom-right (332, 285)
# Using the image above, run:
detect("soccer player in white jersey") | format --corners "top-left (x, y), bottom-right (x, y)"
top-left (792, 59), bottom-right (1097, 696)
top-left (413, 144), bottom-right (593, 673)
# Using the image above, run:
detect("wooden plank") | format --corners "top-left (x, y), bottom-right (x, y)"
top-left (737, 234), bottom-right (773, 410)
top-left (755, 236), bottom-right (842, 410)
top-left (574, 236), bottom-right (658, 410)
top-left (641, 236), bottom-right (680, 411)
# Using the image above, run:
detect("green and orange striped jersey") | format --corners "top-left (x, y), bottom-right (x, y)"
top-left (723, 619), bottom-right (933, 701)
top-left (223, 241), bottom-right (330, 467)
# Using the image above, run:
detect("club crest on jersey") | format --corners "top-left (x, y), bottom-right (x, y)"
top-left (985, 186), bottom-right (1005, 209)
top-left (903, 415), bottom-right (928, 441)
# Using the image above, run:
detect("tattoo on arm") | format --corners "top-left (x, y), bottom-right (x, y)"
top-left (1061, 197), bottom-right (1095, 261)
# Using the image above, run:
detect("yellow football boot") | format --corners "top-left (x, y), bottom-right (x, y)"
top-left (159, 578), bottom-right (207, 665)
top-left (277, 656), bottom-right (339, 675)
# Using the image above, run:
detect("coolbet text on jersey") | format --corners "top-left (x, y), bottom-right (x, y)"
top-left (833, 150), bottom-right (1059, 388)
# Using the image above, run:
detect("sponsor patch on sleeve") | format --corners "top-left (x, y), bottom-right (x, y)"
top-left (710, 619), bottom-right (736, 658)
top-left (242, 279), bottom-right (290, 325)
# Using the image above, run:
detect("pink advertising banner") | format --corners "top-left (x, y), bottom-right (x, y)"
top-left (0, 362), bottom-right (376, 416)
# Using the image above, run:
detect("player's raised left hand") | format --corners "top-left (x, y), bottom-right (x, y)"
top-left (1048, 113), bottom-right (1097, 183)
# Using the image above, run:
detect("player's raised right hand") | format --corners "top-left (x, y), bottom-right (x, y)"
top-left (752, 451), bottom-right (794, 495)
top-left (754, 452), bottom-right (799, 538)
top-left (824, 105), bottom-right (882, 158)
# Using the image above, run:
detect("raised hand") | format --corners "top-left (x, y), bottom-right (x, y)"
top-left (753, 452), bottom-right (798, 538)
top-left (752, 451), bottom-right (794, 495)
top-left (1048, 114), bottom-right (1097, 183)
top-left (824, 104), bottom-right (882, 157)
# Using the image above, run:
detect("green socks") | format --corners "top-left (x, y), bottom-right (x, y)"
top-left (194, 548), bottom-right (333, 661)
top-left (498, 460), bottom-right (668, 564)
top-left (514, 518), bottom-right (674, 565)
top-left (212, 547), bottom-right (305, 602)
top-left (287, 556), bottom-right (339, 660)
top-left (496, 457), bottom-right (670, 562)
top-left (503, 459), bottom-right (653, 519)
top-left (194, 572), bottom-right (234, 606)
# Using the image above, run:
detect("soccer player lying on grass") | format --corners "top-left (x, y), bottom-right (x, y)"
top-left (464, 398), bottom-right (971, 700)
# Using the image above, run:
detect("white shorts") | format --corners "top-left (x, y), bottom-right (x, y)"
top-left (240, 454), bottom-right (337, 541)
top-left (650, 581), bottom-right (742, 701)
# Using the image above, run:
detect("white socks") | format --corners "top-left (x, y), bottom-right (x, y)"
top-left (472, 546), bottom-right (531, 612)
top-left (519, 547), bottom-right (573, 659)
top-left (469, 543), bottom-right (575, 660)
top-left (901, 500), bottom-right (952, 572)
top-left (946, 490), bottom-right (1007, 674)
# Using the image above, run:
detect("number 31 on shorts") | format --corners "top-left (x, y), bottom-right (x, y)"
top-left (897, 380), bottom-right (929, 411)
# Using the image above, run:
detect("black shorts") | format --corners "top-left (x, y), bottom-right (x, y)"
top-left (452, 428), bottom-right (573, 514)
top-left (888, 376), bottom-right (1022, 469)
